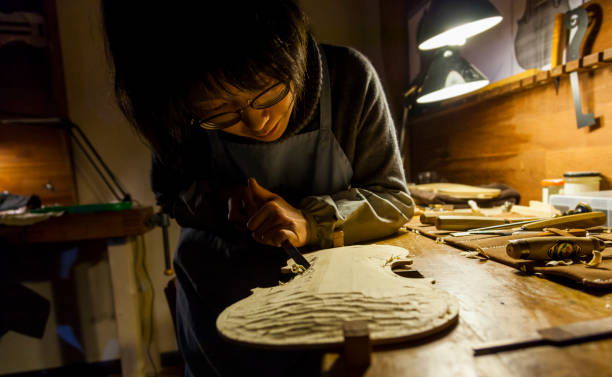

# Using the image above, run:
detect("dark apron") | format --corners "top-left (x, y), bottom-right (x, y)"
top-left (175, 51), bottom-right (352, 377)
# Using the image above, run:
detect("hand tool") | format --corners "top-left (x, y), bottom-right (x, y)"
top-left (520, 211), bottom-right (606, 231)
top-left (473, 316), bottom-right (612, 355)
top-left (420, 211), bottom-right (480, 225)
top-left (435, 216), bottom-right (540, 231)
top-left (566, 7), bottom-right (596, 128)
top-left (455, 218), bottom-right (544, 233)
top-left (462, 211), bottom-right (606, 234)
top-left (506, 236), bottom-right (608, 260)
top-left (450, 230), bottom-right (537, 237)
top-left (451, 228), bottom-right (588, 238)
top-left (281, 240), bottom-right (311, 269)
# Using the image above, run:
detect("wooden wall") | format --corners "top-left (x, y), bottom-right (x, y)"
top-left (407, 64), bottom-right (612, 203)
top-left (407, 0), bottom-right (612, 203)
top-left (0, 123), bottom-right (76, 205)
top-left (0, 0), bottom-right (75, 206)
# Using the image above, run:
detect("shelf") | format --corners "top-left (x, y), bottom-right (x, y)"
top-left (0, 206), bottom-right (155, 244)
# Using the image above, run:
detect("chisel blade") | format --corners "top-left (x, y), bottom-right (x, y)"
top-left (281, 240), bottom-right (311, 269)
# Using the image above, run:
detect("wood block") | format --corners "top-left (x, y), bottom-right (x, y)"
top-left (521, 75), bottom-right (536, 88)
top-left (508, 81), bottom-right (521, 92)
top-left (603, 48), bottom-right (612, 61)
top-left (333, 231), bottom-right (345, 247)
top-left (565, 59), bottom-right (581, 73)
top-left (535, 70), bottom-right (550, 83)
top-left (550, 65), bottom-right (564, 77)
top-left (582, 52), bottom-right (603, 68)
top-left (343, 320), bottom-right (371, 367)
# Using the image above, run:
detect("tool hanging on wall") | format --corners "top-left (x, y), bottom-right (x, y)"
top-left (565, 6), bottom-right (597, 128)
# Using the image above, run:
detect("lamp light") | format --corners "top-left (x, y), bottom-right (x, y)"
top-left (417, 0), bottom-right (502, 51)
top-left (416, 49), bottom-right (489, 104)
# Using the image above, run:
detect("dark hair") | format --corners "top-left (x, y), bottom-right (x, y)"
top-left (101, 0), bottom-right (309, 165)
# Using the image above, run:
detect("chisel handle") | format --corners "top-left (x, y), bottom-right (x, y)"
top-left (420, 211), bottom-right (479, 225)
top-left (506, 236), bottom-right (606, 260)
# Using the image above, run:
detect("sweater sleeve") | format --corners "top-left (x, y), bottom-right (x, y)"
top-left (299, 46), bottom-right (414, 248)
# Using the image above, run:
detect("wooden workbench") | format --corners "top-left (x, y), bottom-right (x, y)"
top-left (323, 230), bottom-right (612, 377)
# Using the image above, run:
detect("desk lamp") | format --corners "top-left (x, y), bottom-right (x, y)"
top-left (416, 49), bottom-right (489, 104)
top-left (417, 0), bottom-right (502, 51)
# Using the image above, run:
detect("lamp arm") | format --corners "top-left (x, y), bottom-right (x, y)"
top-left (66, 120), bottom-right (132, 202)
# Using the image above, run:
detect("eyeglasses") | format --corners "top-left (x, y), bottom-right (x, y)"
top-left (190, 81), bottom-right (291, 130)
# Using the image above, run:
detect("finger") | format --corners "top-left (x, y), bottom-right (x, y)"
top-left (248, 177), bottom-right (277, 203)
top-left (252, 217), bottom-right (293, 244)
top-left (255, 225), bottom-right (293, 247)
top-left (246, 200), bottom-right (283, 232)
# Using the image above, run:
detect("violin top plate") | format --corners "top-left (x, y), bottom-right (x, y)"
top-left (217, 244), bottom-right (459, 349)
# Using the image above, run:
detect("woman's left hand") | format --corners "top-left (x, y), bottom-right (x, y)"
top-left (245, 178), bottom-right (310, 248)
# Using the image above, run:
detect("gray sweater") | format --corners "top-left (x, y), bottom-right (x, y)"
top-left (152, 40), bottom-right (414, 248)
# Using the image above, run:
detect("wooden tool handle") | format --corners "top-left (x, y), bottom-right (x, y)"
top-left (420, 211), bottom-right (479, 225)
top-left (506, 236), bottom-right (605, 260)
top-left (521, 212), bottom-right (607, 231)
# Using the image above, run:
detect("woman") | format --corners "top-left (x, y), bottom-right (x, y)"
top-left (102, 1), bottom-right (414, 376)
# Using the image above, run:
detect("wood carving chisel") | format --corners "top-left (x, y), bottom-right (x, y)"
top-left (520, 211), bottom-right (606, 231)
top-left (474, 316), bottom-right (612, 355)
top-left (281, 240), bottom-right (310, 269)
top-left (435, 216), bottom-right (540, 231)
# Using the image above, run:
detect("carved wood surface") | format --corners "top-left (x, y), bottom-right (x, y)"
top-left (217, 244), bottom-right (459, 348)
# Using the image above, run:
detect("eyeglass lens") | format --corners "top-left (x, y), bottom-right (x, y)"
top-left (196, 82), bottom-right (290, 129)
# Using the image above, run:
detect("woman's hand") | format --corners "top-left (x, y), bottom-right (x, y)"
top-left (244, 178), bottom-right (310, 248)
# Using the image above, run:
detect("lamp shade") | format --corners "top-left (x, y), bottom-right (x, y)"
top-left (417, 0), bottom-right (502, 50)
top-left (416, 49), bottom-right (489, 104)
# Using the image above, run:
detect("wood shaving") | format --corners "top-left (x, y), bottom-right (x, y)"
top-left (383, 255), bottom-right (399, 267)
top-left (545, 259), bottom-right (574, 267)
top-left (290, 264), bottom-right (306, 274)
top-left (383, 255), bottom-right (414, 269)
top-left (460, 251), bottom-right (483, 259)
top-left (584, 250), bottom-right (603, 268)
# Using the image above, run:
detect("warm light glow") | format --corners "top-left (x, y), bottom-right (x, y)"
top-left (418, 16), bottom-right (503, 50)
top-left (416, 80), bottom-right (489, 103)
